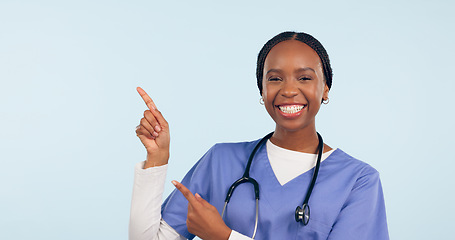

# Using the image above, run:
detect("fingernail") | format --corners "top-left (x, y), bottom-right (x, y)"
top-left (171, 180), bottom-right (178, 186)
top-left (195, 193), bottom-right (202, 199)
top-left (152, 131), bottom-right (159, 137)
top-left (155, 125), bottom-right (161, 132)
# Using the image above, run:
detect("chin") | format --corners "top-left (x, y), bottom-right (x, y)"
top-left (273, 117), bottom-right (315, 132)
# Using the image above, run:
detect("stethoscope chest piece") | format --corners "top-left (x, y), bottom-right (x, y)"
top-left (295, 203), bottom-right (310, 225)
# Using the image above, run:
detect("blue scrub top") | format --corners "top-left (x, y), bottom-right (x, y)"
top-left (161, 139), bottom-right (389, 240)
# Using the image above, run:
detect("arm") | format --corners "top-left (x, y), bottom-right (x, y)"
top-left (327, 170), bottom-right (389, 240)
top-left (129, 162), bottom-right (186, 240)
top-left (129, 162), bottom-right (251, 240)
top-left (130, 87), bottom-right (181, 239)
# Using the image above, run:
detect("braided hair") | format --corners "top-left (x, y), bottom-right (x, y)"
top-left (256, 31), bottom-right (333, 95)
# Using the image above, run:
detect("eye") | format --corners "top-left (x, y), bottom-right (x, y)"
top-left (268, 77), bottom-right (282, 82)
top-left (299, 76), bottom-right (312, 81)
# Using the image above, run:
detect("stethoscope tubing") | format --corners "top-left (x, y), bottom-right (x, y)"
top-left (221, 132), bottom-right (323, 238)
top-left (303, 132), bottom-right (323, 207)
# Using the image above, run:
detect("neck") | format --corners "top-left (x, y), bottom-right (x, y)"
top-left (270, 125), bottom-right (320, 154)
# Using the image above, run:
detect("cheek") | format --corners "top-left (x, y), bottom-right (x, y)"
top-left (262, 85), bottom-right (278, 113)
top-left (262, 83), bottom-right (273, 102)
top-left (311, 81), bottom-right (326, 100)
top-left (262, 90), bottom-right (273, 110)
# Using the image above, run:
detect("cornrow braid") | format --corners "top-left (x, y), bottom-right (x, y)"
top-left (256, 31), bottom-right (333, 95)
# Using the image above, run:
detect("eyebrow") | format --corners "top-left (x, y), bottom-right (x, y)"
top-left (296, 67), bottom-right (316, 73)
top-left (266, 69), bottom-right (282, 75)
top-left (266, 67), bottom-right (316, 75)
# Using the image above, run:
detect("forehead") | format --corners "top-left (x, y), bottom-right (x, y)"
top-left (264, 40), bottom-right (322, 71)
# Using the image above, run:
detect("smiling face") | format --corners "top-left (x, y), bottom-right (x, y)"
top-left (262, 40), bottom-right (329, 134)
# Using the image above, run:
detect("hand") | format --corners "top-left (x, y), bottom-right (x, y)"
top-left (173, 180), bottom-right (231, 240)
top-left (135, 87), bottom-right (170, 168)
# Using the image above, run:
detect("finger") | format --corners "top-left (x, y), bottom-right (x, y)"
top-left (144, 110), bottom-right (161, 133)
top-left (195, 193), bottom-right (211, 207)
top-left (137, 87), bottom-right (157, 110)
top-left (172, 180), bottom-right (198, 204)
top-left (136, 129), bottom-right (156, 140)
top-left (140, 117), bottom-right (159, 137)
top-left (137, 87), bottom-right (168, 129)
top-left (149, 107), bottom-right (168, 130)
top-left (195, 193), bottom-right (203, 201)
top-left (136, 123), bottom-right (156, 139)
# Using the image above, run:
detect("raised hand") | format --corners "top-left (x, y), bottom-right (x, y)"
top-left (135, 87), bottom-right (170, 168)
top-left (172, 180), bottom-right (231, 240)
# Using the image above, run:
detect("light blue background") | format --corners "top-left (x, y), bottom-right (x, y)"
top-left (1, 0), bottom-right (454, 239)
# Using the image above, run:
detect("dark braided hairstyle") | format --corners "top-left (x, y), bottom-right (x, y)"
top-left (256, 31), bottom-right (333, 95)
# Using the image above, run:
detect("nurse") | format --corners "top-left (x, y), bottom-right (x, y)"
top-left (130, 31), bottom-right (389, 240)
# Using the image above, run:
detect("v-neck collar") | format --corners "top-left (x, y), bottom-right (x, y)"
top-left (266, 140), bottom-right (336, 186)
top-left (255, 143), bottom-right (317, 188)
top-left (250, 144), bottom-right (338, 211)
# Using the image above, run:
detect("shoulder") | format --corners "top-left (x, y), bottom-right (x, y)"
top-left (194, 138), bottom-right (263, 168)
top-left (210, 139), bottom-right (261, 153)
top-left (206, 139), bottom-right (261, 162)
top-left (329, 149), bottom-right (379, 175)
top-left (323, 149), bottom-right (381, 187)
top-left (318, 149), bottom-right (385, 210)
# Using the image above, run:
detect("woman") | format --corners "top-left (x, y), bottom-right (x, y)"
top-left (130, 31), bottom-right (389, 240)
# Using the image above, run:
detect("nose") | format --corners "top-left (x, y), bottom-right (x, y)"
top-left (281, 80), bottom-right (299, 98)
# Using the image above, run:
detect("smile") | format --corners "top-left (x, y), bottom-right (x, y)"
top-left (277, 104), bottom-right (306, 114)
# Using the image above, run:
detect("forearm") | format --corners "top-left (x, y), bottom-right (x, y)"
top-left (129, 162), bottom-right (168, 240)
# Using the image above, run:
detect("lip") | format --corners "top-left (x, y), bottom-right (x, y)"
top-left (275, 104), bottom-right (306, 118)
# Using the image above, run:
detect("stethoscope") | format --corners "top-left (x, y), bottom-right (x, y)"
top-left (221, 132), bottom-right (323, 239)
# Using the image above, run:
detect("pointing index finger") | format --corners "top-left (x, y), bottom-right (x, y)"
top-left (172, 180), bottom-right (197, 204)
top-left (137, 87), bottom-right (157, 110)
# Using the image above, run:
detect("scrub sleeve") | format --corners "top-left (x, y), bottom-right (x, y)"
top-left (327, 169), bottom-right (389, 240)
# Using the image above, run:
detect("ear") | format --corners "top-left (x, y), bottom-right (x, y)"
top-left (322, 84), bottom-right (329, 101)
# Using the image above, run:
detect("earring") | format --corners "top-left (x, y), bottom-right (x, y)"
top-left (260, 97), bottom-right (264, 105)
top-left (323, 97), bottom-right (329, 104)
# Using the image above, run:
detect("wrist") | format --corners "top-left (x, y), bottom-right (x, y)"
top-left (144, 153), bottom-right (169, 169)
top-left (216, 226), bottom-right (231, 240)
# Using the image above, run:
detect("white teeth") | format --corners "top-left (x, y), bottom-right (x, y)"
top-left (278, 105), bottom-right (304, 114)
